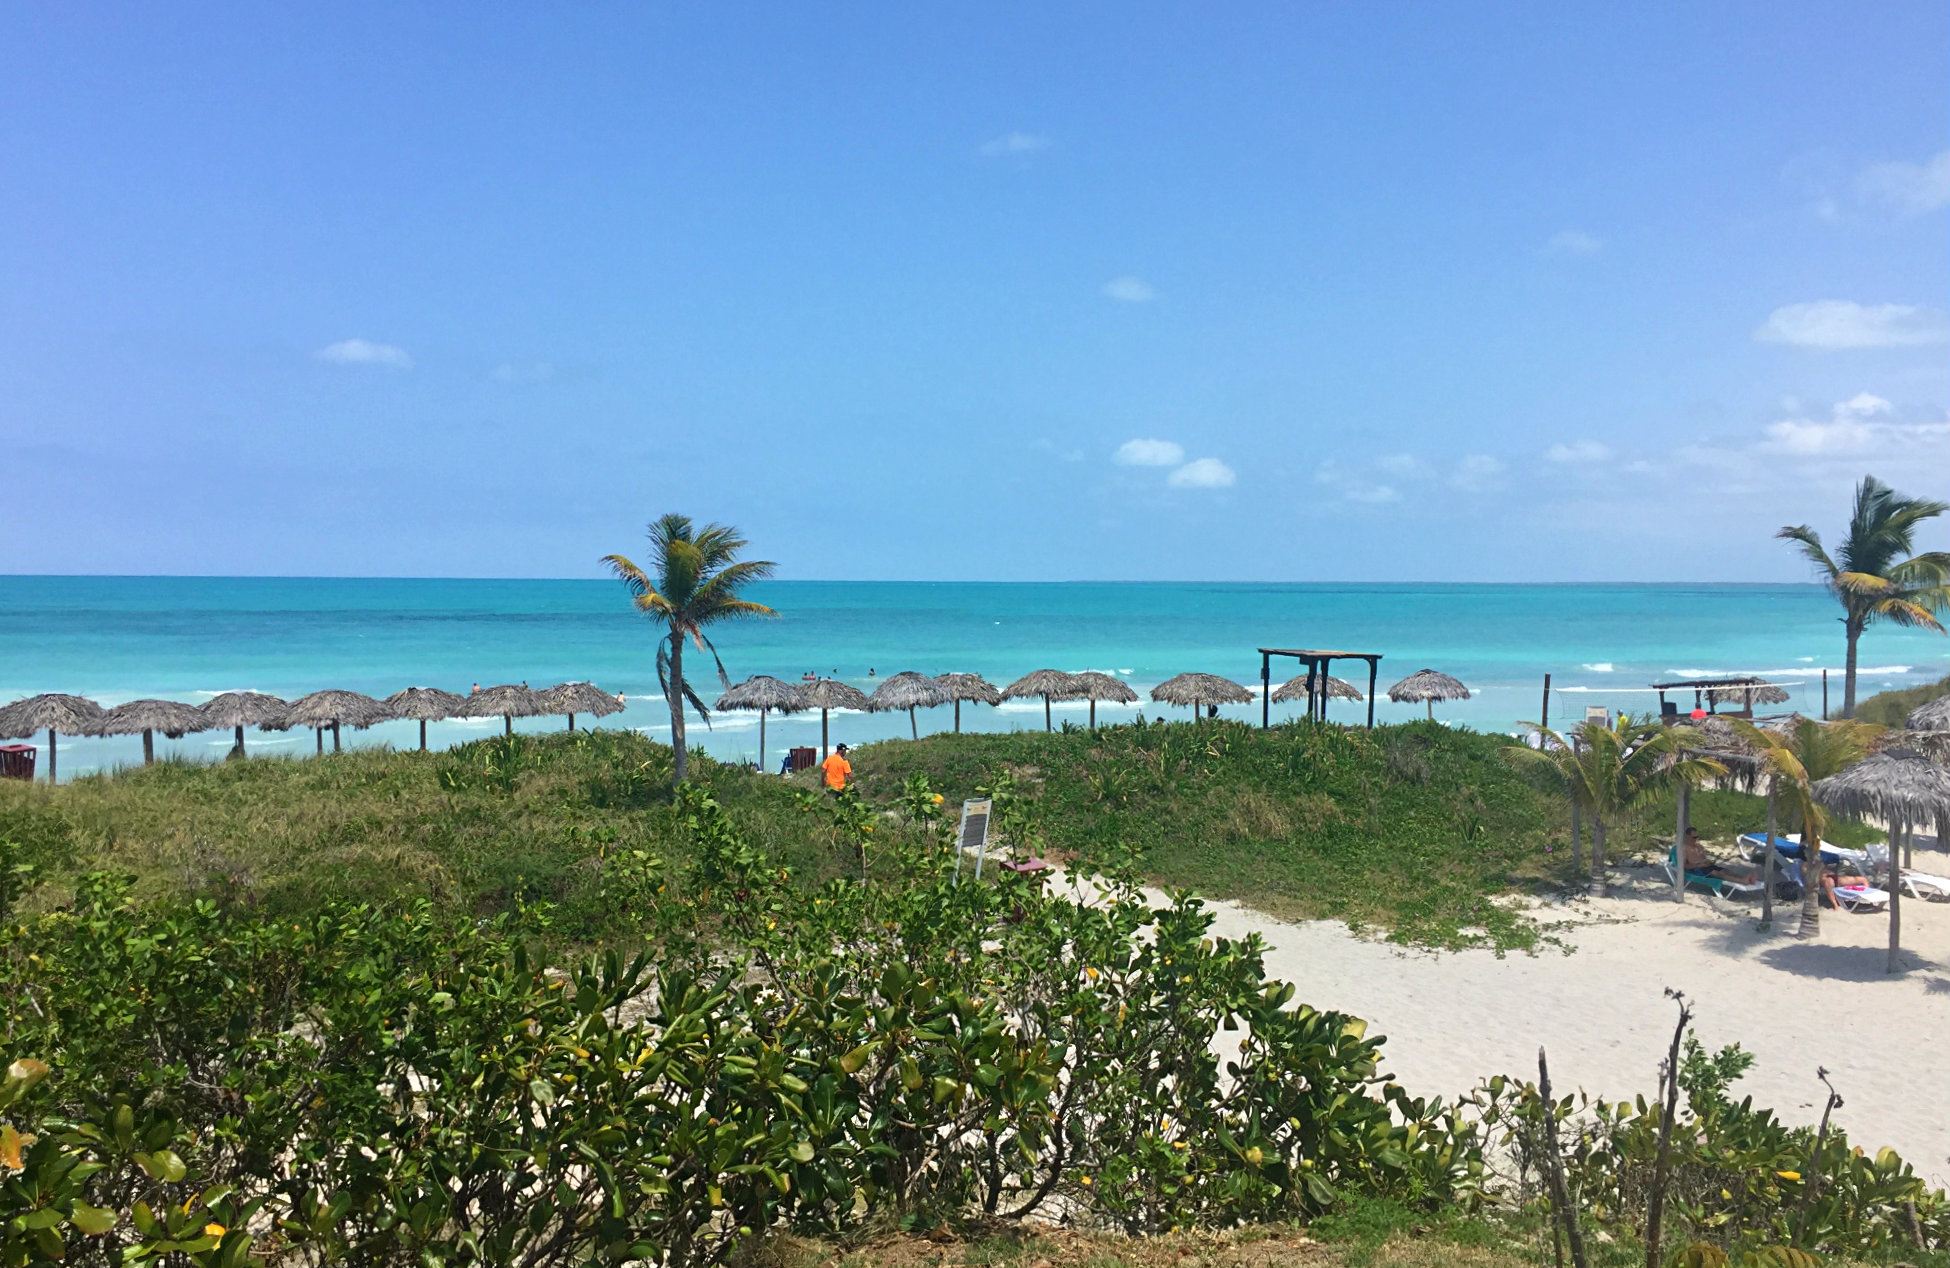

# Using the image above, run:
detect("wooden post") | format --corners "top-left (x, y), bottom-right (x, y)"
top-left (820, 708), bottom-right (830, 759)
top-left (567, 713), bottom-right (577, 731)
top-left (46, 729), bottom-right (56, 783)
top-left (1366, 659), bottom-right (1377, 728)
top-left (1261, 652), bottom-right (1270, 729)
top-left (503, 715), bottom-right (513, 737)
top-left (1821, 669), bottom-right (1829, 720)
top-left (419, 719), bottom-right (428, 751)
top-left (233, 724), bottom-right (246, 757)
top-left (758, 708), bottom-right (767, 773)
top-left (1889, 817), bottom-right (1904, 974)
top-left (1541, 672), bottom-right (1552, 730)
top-left (1043, 695), bottom-right (1051, 732)
top-left (953, 699), bottom-right (961, 733)
top-left (142, 729), bottom-right (155, 765)
top-left (1672, 782), bottom-right (1690, 902)
top-left (1760, 783), bottom-right (1777, 929)
top-left (332, 721), bottom-right (342, 753)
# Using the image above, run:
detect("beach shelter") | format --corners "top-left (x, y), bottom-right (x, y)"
top-left (281, 690), bottom-right (393, 754)
top-left (1387, 669), bottom-right (1472, 720)
top-left (1907, 696), bottom-right (1950, 732)
top-left (870, 672), bottom-right (949, 740)
top-left (467, 684), bottom-right (548, 737)
top-left (1272, 673), bottom-right (1363, 720)
top-left (934, 672), bottom-right (1002, 733)
top-left (1705, 682), bottom-right (1791, 713)
top-left (0, 693), bottom-right (105, 783)
top-left (799, 677), bottom-right (871, 758)
top-left (715, 675), bottom-right (807, 771)
top-left (1813, 749), bottom-right (1950, 974)
top-left (1068, 670), bottom-right (1138, 729)
top-left (1150, 672), bottom-right (1253, 721)
top-left (1003, 669), bottom-right (1082, 732)
top-left (383, 687), bottom-right (469, 751)
top-left (89, 699), bottom-right (210, 766)
top-left (200, 691), bottom-right (288, 759)
top-left (540, 681), bottom-right (625, 732)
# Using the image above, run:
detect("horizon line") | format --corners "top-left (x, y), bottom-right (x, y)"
top-left (0, 572), bottom-right (1828, 588)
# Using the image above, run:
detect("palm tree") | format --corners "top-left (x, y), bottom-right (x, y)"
top-left (1510, 730), bottom-right (1589, 880)
top-left (1518, 715), bottom-right (1721, 897)
top-left (1778, 476), bottom-right (1950, 717)
top-left (1732, 717), bottom-right (1879, 940)
top-left (603, 515), bottom-right (776, 784)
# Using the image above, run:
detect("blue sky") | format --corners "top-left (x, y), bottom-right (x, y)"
top-left (4, 3), bottom-right (1947, 581)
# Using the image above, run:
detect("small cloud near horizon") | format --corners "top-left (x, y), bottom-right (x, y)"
top-left (316, 338), bottom-right (413, 369)
top-left (1544, 229), bottom-right (1603, 257)
top-left (1755, 300), bottom-right (1950, 350)
top-left (1167, 457), bottom-right (1236, 489)
top-left (978, 132), bottom-right (1051, 158)
top-left (1102, 275), bottom-right (1156, 303)
top-left (1547, 440), bottom-right (1612, 464)
top-left (1114, 438), bottom-right (1185, 467)
top-left (1855, 149), bottom-right (1950, 217)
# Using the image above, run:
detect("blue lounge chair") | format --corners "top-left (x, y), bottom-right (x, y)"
top-left (1663, 847), bottom-right (1765, 899)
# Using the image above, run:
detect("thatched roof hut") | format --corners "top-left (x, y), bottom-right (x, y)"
top-left (466, 684), bottom-right (548, 737)
top-left (1150, 673), bottom-right (1253, 719)
top-left (1003, 669), bottom-right (1083, 733)
top-left (0, 693), bottom-right (106, 782)
top-left (89, 699), bottom-right (210, 766)
top-left (716, 676), bottom-right (808, 771)
top-left (1387, 669), bottom-right (1471, 719)
top-left (383, 687), bottom-right (469, 751)
top-left (280, 690), bottom-right (393, 754)
top-left (1812, 748), bottom-right (1950, 973)
top-left (934, 672), bottom-right (1001, 733)
top-left (799, 678), bottom-right (871, 757)
top-left (1905, 696), bottom-right (1950, 732)
top-left (870, 672), bottom-right (948, 741)
top-left (540, 682), bottom-right (625, 731)
top-left (1068, 671), bottom-right (1137, 729)
top-left (1272, 673), bottom-right (1363, 703)
top-left (200, 691), bottom-right (288, 759)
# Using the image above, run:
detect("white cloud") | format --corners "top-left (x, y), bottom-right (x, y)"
top-left (1344, 482), bottom-right (1400, 504)
top-left (491, 361), bottom-right (555, 384)
top-left (1544, 229), bottom-right (1603, 256)
top-left (1376, 452), bottom-right (1432, 479)
top-left (1450, 454), bottom-right (1507, 492)
top-left (1759, 393), bottom-right (1944, 460)
top-left (1167, 458), bottom-right (1236, 489)
top-left (1114, 438), bottom-right (1185, 467)
top-left (1102, 275), bottom-right (1156, 303)
top-left (1855, 149), bottom-right (1950, 216)
top-left (1754, 300), bottom-right (1950, 350)
top-left (978, 132), bottom-right (1051, 158)
top-left (1546, 440), bottom-right (1613, 464)
top-left (1315, 461), bottom-right (1401, 504)
top-left (315, 338), bottom-right (413, 369)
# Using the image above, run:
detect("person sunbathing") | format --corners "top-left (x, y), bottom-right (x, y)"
top-left (1682, 829), bottom-right (1760, 883)
top-left (1818, 861), bottom-right (1875, 909)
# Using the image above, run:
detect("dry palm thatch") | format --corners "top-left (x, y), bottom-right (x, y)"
top-left (934, 673), bottom-right (1001, 733)
top-left (1150, 672), bottom-right (1253, 719)
top-left (466, 684), bottom-right (548, 737)
top-left (89, 699), bottom-right (210, 766)
top-left (383, 687), bottom-right (470, 752)
top-left (1812, 748), bottom-right (1950, 973)
top-left (540, 682), bottom-right (626, 732)
top-left (1068, 670), bottom-right (1137, 729)
top-left (715, 676), bottom-right (808, 771)
top-left (0, 693), bottom-right (105, 783)
top-left (1705, 682), bottom-right (1791, 708)
top-left (1906, 695), bottom-right (1950, 731)
top-left (1387, 668), bottom-right (1471, 720)
top-left (870, 672), bottom-right (948, 741)
top-left (200, 691), bottom-right (288, 759)
top-left (280, 690), bottom-right (394, 754)
top-left (799, 678), bottom-right (871, 757)
top-left (1003, 669), bottom-right (1083, 733)
top-left (1272, 673), bottom-right (1363, 704)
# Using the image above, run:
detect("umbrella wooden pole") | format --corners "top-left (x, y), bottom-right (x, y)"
top-left (1044, 696), bottom-right (1052, 732)
top-left (908, 706), bottom-right (917, 741)
top-left (142, 729), bottom-right (154, 765)
top-left (1426, 700), bottom-right (1434, 721)
top-left (758, 709), bottom-right (767, 772)
top-left (1889, 817), bottom-right (1905, 974)
top-left (821, 709), bottom-right (830, 759)
top-left (332, 722), bottom-right (342, 753)
top-left (419, 720), bottom-right (428, 752)
top-left (47, 729), bottom-right (56, 783)
top-left (1089, 699), bottom-right (1097, 730)
top-left (504, 715), bottom-right (513, 737)
top-left (954, 700), bottom-right (961, 732)
top-left (315, 727), bottom-right (323, 755)
top-left (232, 724), bottom-right (246, 758)
top-left (567, 714), bottom-right (577, 732)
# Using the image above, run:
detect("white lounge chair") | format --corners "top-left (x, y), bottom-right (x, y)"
top-left (1866, 845), bottom-right (1950, 901)
top-left (1783, 861), bottom-right (1890, 913)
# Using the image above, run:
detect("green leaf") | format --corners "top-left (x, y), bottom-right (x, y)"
top-left (70, 1204), bottom-right (118, 1236)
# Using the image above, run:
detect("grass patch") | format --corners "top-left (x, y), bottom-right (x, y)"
top-left (1857, 673), bottom-right (1950, 728)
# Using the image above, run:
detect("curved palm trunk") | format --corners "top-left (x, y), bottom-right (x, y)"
top-left (668, 629), bottom-right (690, 783)
top-left (1796, 826), bottom-right (1824, 940)
top-left (1568, 795), bottom-right (1582, 876)
top-left (1589, 818), bottom-right (1608, 897)
top-left (1672, 784), bottom-right (1690, 903)
top-left (1759, 783), bottom-right (1777, 929)
top-left (1842, 619), bottom-right (1863, 718)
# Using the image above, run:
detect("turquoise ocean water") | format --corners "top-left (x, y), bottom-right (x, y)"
top-left (3, 576), bottom-right (1946, 780)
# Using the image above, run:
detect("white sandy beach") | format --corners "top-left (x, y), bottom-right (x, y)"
top-left (1070, 859), bottom-right (1950, 1185)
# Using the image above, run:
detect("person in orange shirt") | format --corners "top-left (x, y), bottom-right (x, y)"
top-left (821, 743), bottom-right (852, 794)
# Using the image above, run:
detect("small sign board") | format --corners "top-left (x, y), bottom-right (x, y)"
top-left (1584, 705), bottom-right (1609, 726)
top-left (954, 798), bottom-right (992, 882)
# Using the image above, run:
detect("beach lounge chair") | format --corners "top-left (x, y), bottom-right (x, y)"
top-left (1663, 848), bottom-right (1765, 900)
top-left (1781, 861), bottom-right (1890, 913)
top-left (1865, 845), bottom-right (1950, 901)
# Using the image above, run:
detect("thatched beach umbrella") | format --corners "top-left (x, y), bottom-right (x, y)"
top-left (1003, 669), bottom-right (1082, 732)
top-left (934, 673), bottom-right (1001, 733)
top-left (1705, 682), bottom-right (1791, 711)
top-left (200, 691), bottom-right (288, 759)
top-left (281, 689), bottom-right (393, 754)
top-left (89, 699), bottom-right (210, 766)
top-left (715, 676), bottom-right (807, 771)
top-left (1069, 670), bottom-right (1138, 729)
top-left (870, 671), bottom-right (948, 741)
top-left (800, 677), bottom-right (871, 758)
top-left (541, 682), bottom-right (625, 732)
top-left (1272, 673), bottom-right (1363, 718)
top-left (383, 687), bottom-right (469, 752)
top-left (1151, 672), bottom-right (1253, 721)
top-left (1906, 696), bottom-right (1950, 732)
top-left (467, 684), bottom-right (548, 737)
top-left (0, 693), bottom-right (104, 782)
top-left (1812, 748), bottom-right (1950, 974)
top-left (1387, 669), bottom-right (1472, 720)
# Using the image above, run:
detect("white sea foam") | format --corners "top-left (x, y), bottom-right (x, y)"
top-left (1581, 662), bottom-right (1615, 673)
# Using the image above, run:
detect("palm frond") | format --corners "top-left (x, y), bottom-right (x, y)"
top-left (1775, 525), bottom-right (1837, 579)
top-left (1867, 597), bottom-right (1946, 632)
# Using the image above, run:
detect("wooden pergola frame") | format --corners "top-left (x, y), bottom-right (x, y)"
top-left (1257, 647), bottom-right (1383, 729)
top-left (1651, 675), bottom-right (1772, 719)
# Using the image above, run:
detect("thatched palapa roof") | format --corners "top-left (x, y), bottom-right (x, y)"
top-left (1272, 673), bottom-right (1363, 703)
top-left (1812, 749), bottom-right (1950, 824)
top-left (90, 699), bottom-right (209, 738)
top-left (541, 682), bottom-right (624, 719)
top-left (1002, 669), bottom-right (1082, 702)
top-left (279, 690), bottom-right (393, 731)
top-left (383, 687), bottom-right (469, 721)
top-left (1150, 673), bottom-right (1252, 707)
top-left (1387, 669), bottom-right (1471, 704)
top-left (200, 692), bottom-right (288, 729)
top-left (717, 676), bottom-right (808, 713)
top-left (1906, 696), bottom-right (1950, 732)
top-left (935, 673), bottom-right (1002, 706)
top-left (1069, 671), bottom-right (1138, 704)
top-left (1705, 683), bottom-right (1791, 706)
top-left (0, 693), bottom-right (105, 739)
top-left (466, 684), bottom-right (549, 719)
top-left (870, 672), bottom-right (948, 712)
top-left (799, 678), bottom-right (872, 712)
